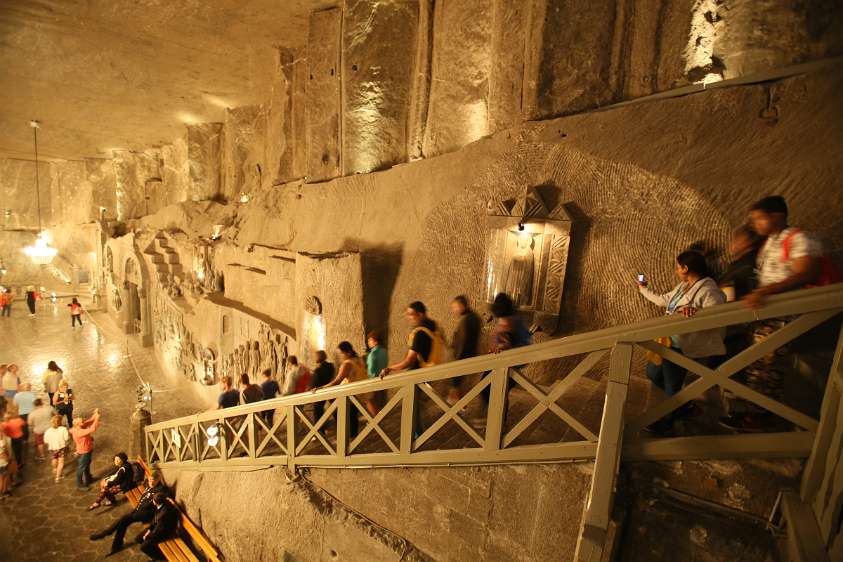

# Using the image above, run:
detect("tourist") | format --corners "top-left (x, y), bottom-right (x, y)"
top-left (0, 425), bottom-right (13, 498)
top-left (379, 301), bottom-right (445, 377)
top-left (138, 493), bottom-right (179, 559)
top-left (380, 301), bottom-right (446, 436)
top-left (637, 250), bottom-right (726, 433)
top-left (53, 380), bottom-right (74, 427)
top-left (310, 350), bottom-right (335, 429)
top-left (68, 296), bottom-right (84, 327)
top-left (42, 361), bottom-right (65, 405)
top-left (25, 285), bottom-right (36, 316)
top-left (366, 331), bottom-right (388, 409)
top-left (90, 470), bottom-right (169, 555)
top-left (312, 341), bottom-right (370, 436)
top-left (44, 414), bottom-right (70, 482)
top-left (1, 410), bottom-right (26, 474)
top-left (726, 196), bottom-right (835, 431)
top-left (719, 225), bottom-right (762, 303)
top-left (28, 398), bottom-right (53, 460)
top-left (210, 376), bottom-right (239, 410)
top-left (0, 289), bottom-right (10, 317)
top-left (88, 451), bottom-right (134, 510)
top-left (282, 356), bottom-right (310, 396)
top-left (69, 408), bottom-right (101, 489)
top-left (239, 373), bottom-right (263, 404)
top-left (448, 295), bottom-right (482, 404)
top-left (13, 382), bottom-right (36, 440)
top-left (260, 369), bottom-right (280, 425)
top-left (744, 195), bottom-right (831, 308)
top-left (2, 364), bottom-right (19, 399)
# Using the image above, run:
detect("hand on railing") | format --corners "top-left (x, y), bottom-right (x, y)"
top-left (378, 367), bottom-right (391, 380)
top-left (677, 306), bottom-right (697, 318)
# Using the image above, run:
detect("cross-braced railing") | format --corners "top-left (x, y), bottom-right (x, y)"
top-left (144, 284), bottom-right (843, 562)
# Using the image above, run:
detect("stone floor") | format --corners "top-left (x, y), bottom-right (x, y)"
top-left (0, 300), bottom-right (205, 561)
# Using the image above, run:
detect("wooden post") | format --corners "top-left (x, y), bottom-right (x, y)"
top-left (485, 369), bottom-right (507, 452)
top-left (286, 405), bottom-right (297, 472)
top-left (575, 343), bottom-right (632, 562)
top-left (337, 395), bottom-right (348, 461)
top-left (401, 384), bottom-right (416, 455)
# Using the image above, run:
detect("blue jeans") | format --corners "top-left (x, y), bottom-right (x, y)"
top-left (76, 451), bottom-right (93, 488)
top-left (646, 356), bottom-right (688, 398)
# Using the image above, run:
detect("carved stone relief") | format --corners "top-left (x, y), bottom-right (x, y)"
top-left (485, 186), bottom-right (572, 333)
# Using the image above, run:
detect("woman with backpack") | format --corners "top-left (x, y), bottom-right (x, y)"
top-left (89, 452), bottom-right (135, 509)
top-left (312, 341), bottom-right (371, 437)
top-left (637, 250), bottom-right (727, 434)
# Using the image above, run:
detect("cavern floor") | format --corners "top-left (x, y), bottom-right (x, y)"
top-left (0, 301), bottom-right (205, 562)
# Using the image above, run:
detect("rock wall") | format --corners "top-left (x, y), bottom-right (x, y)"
top-left (162, 462), bottom-right (592, 562)
top-left (0, 157), bottom-right (54, 229)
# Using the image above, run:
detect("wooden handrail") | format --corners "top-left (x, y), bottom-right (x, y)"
top-left (146, 284), bottom-right (843, 431)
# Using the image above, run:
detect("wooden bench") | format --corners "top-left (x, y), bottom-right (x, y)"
top-left (137, 457), bottom-right (222, 562)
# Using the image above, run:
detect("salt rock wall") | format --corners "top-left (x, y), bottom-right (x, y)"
top-left (113, 149), bottom-right (165, 220)
top-left (423, 0), bottom-right (493, 157)
top-left (228, 65), bottom-right (843, 380)
top-left (162, 462), bottom-right (591, 562)
top-left (48, 158), bottom-right (116, 225)
top-left (306, 8), bottom-right (344, 182)
top-left (342, 0), bottom-right (419, 174)
top-left (268, 48), bottom-right (307, 186)
top-left (187, 123), bottom-right (223, 201)
top-left (222, 105), bottom-right (266, 201)
top-left (0, 157), bottom-right (54, 229)
top-left (161, 139), bottom-right (189, 204)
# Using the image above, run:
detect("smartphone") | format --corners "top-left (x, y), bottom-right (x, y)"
top-left (637, 273), bottom-right (646, 283)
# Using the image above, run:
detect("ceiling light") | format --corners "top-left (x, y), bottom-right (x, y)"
top-left (22, 121), bottom-right (57, 265)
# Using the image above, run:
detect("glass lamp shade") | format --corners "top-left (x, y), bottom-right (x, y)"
top-left (23, 235), bottom-right (58, 264)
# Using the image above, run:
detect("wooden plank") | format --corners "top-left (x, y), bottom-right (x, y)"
top-left (801, 323), bottom-right (843, 503)
top-left (575, 343), bottom-right (632, 562)
top-left (400, 385), bottom-right (417, 455)
top-left (484, 369), bottom-right (507, 452)
top-left (780, 491), bottom-right (831, 562)
top-left (624, 432), bottom-right (816, 461)
top-left (349, 390), bottom-right (402, 454)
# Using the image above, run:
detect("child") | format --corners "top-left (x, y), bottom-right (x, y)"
top-left (68, 297), bottom-right (84, 327)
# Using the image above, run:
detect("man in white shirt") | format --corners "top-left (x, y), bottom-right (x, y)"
top-left (745, 196), bottom-right (822, 308)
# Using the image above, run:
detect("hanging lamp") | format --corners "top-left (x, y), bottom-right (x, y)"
top-left (22, 120), bottom-right (57, 265)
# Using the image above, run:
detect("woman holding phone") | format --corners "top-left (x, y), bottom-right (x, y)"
top-left (637, 250), bottom-right (727, 433)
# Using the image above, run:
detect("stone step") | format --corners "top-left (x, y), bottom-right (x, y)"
top-left (149, 254), bottom-right (165, 264)
top-left (163, 252), bottom-right (180, 264)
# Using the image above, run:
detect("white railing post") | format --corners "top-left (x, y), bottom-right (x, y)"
top-left (400, 384), bottom-right (417, 455)
top-left (575, 343), bottom-right (632, 562)
top-left (484, 369), bottom-right (508, 451)
top-left (337, 396), bottom-right (348, 461)
top-left (286, 405), bottom-right (297, 472)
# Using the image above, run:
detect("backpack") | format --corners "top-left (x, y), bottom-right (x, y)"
top-left (782, 230), bottom-right (842, 287)
top-left (408, 326), bottom-right (446, 368)
top-left (128, 461), bottom-right (145, 485)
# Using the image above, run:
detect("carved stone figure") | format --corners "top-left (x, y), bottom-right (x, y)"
top-left (248, 341), bottom-right (261, 379)
top-left (504, 234), bottom-right (535, 306)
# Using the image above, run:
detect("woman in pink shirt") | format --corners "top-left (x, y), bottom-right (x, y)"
top-left (69, 409), bottom-right (100, 490)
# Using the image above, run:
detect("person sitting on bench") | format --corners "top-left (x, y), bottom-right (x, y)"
top-left (138, 492), bottom-right (179, 560)
top-left (89, 470), bottom-right (168, 555)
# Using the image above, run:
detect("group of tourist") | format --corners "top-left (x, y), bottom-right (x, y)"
top-left (0, 360), bottom-right (104, 492)
top-left (206, 195), bottom-right (835, 440)
top-left (0, 359), bottom-right (179, 558)
top-left (637, 195), bottom-right (838, 433)
top-left (211, 291), bottom-right (533, 439)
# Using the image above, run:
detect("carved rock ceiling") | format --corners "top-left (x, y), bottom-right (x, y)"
top-left (0, 0), bottom-right (333, 160)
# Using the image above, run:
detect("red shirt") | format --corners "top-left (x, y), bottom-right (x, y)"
top-left (69, 415), bottom-right (100, 453)
top-left (1, 417), bottom-right (25, 439)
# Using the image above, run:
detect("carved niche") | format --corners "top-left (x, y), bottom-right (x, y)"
top-left (484, 186), bottom-right (572, 333)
